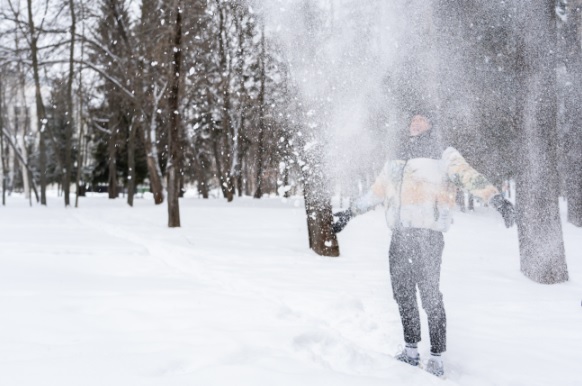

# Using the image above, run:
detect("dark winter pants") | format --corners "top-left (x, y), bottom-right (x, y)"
top-left (389, 228), bottom-right (446, 354)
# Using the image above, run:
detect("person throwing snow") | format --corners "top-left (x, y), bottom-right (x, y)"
top-left (332, 112), bottom-right (515, 377)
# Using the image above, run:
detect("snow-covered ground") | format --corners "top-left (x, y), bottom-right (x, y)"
top-left (0, 194), bottom-right (580, 385)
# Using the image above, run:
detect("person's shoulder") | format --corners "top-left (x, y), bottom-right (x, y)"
top-left (442, 146), bottom-right (464, 160)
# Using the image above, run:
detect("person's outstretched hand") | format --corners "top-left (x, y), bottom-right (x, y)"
top-left (490, 194), bottom-right (515, 228)
top-left (332, 209), bottom-right (353, 233)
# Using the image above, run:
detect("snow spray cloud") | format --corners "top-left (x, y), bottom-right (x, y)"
top-left (253, 0), bottom-right (441, 197)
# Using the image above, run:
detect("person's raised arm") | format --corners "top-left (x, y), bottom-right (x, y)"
top-left (333, 162), bottom-right (392, 233)
top-left (444, 147), bottom-right (515, 227)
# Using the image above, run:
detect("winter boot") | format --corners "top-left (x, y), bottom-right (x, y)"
top-left (395, 343), bottom-right (420, 366)
top-left (425, 353), bottom-right (444, 377)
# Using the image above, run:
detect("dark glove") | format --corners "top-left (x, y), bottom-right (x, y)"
top-left (332, 209), bottom-right (353, 233)
top-left (490, 194), bottom-right (515, 228)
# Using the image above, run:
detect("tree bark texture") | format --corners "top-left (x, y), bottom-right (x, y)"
top-left (563, 1), bottom-right (582, 227)
top-left (167, 3), bottom-right (183, 227)
top-left (302, 142), bottom-right (339, 257)
top-left (514, 0), bottom-right (568, 284)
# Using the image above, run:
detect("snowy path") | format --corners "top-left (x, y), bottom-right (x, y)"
top-left (0, 195), bottom-right (580, 385)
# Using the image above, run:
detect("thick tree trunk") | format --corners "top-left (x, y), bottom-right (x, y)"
top-left (166, 3), bottom-right (183, 228)
top-left (566, 141), bottom-right (582, 227)
top-left (303, 165), bottom-right (340, 257)
top-left (563, 1), bottom-right (582, 227)
top-left (514, 0), bottom-right (568, 284)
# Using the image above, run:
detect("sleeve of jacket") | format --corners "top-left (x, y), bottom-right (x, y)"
top-left (349, 161), bottom-right (393, 215)
top-left (443, 147), bottom-right (499, 203)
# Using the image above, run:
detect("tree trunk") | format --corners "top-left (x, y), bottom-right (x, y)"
top-left (1, 134), bottom-right (5, 206)
top-left (254, 26), bottom-right (266, 199)
top-left (1, 127), bottom-right (39, 202)
top-left (166, 2), bottom-right (183, 228)
top-left (21, 105), bottom-right (31, 202)
top-left (303, 161), bottom-right (340, 257)
top-left (235, 132), bottom-right (245, 197)
top-left (143, 90), bottom-right (165, 205)
top-left (254, 125), bottom-right (265, 198)
top-left (514, 0), bottom-right (568, 284)
top-left (75, 4), bottom-right (86, 208)
top-left (74, 118), bottom-right (84, 207)
top-left (283, 162), bottom-right (290, 198)
top-left (0, 78), bottom-right (5, 206)
top-left (146, 153), bottom-right (164, 204)
top-left (216, 0), bottom-right (234, 202)
top-left (212, 138), bottom-right (230, 200)
top-left (127, 119), bottom-right (136, 207)
top-left (196, 168), bottom-right (209, 199)
top-left (108, 128), bottom-right (118, 199)
top-left (27, 0), bottom-right (47, 205)
top-left (15, 38), bottom-right (31, 201)
top-left (563, 1), bottom-right (582, 227)
top-left (64, 0), bottom-right (76, 207)
top-left (234, 10), bottom-right (246, 198)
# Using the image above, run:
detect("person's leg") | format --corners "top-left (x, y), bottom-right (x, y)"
top-left (417, 230), bottom-right (447, 355)
top-left (389, 229), bottom-right (421, 347)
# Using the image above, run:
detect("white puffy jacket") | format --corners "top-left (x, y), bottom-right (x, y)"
top-left (351, 147), bottom-right (499, 232)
